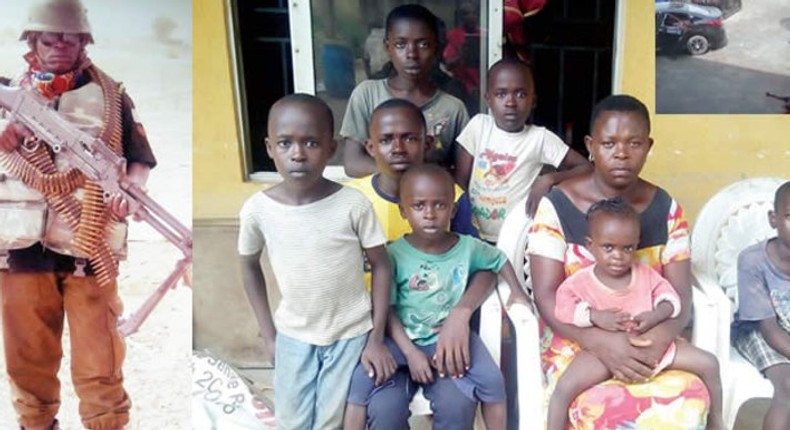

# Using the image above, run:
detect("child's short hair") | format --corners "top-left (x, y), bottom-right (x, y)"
top-left (586, 197), bottom-right (640, 230)
top-left (269, 93), bottom-right (334, 136)
top-left (486, 58), bottom-right (534, 87)
top-left (372, 98), bottom-right (427, 131)
top-left (398, 163), bottom-right (455, 200)
top-left (775, 181), bottom-right (790, 211)
top-left (385, 4), bottom-right (440, 39)
top-left (590, 95), bottom-right (651, 134)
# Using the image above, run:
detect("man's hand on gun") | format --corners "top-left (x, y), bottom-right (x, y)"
top-left (0, 121), bottom-right (32, 152)
top-left (109, 162), bottom-right (150, 220)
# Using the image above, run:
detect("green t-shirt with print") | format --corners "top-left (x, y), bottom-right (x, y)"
top-left (388, 234), bottom-right (507, 345)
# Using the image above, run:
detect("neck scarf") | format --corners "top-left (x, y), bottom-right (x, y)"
top-left (22, 51), bottom-right (92, 99)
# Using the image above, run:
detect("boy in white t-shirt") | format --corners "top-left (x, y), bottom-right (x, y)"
top-left (454, 58), bottom-right (591, 242)
top-left (237, 94), bottom-right (395, 429)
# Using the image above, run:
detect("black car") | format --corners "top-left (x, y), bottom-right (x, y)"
top-left (656, 2), bottom-right (727, 55)
top-left (687, 0), bottom-right (741, 18)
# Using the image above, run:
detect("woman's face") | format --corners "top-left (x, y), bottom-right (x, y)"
top-left (385, 18), bottom-right (438, 81)
top-left (585, 111), bottom-right (653, 189)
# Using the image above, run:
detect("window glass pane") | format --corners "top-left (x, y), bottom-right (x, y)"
top-left (229, 0), bottom-right (491, 177)
top-left (228, 0), bottom-right (294, 175)
top-left (310, 0), bottom-right (489, 167)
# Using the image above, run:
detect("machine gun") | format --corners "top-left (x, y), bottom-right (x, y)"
top-left (0, 83), bottom-right (191, 337)
top-left (766, 92), bottom-right (790, 114)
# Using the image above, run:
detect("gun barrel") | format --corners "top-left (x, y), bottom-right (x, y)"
top-left (766, 92), bottom-right (790, 102)
top-left (123, 183), bottom-right (191, 257)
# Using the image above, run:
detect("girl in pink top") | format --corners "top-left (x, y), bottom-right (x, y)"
top-left (547, 198), bottom-right (726, 430)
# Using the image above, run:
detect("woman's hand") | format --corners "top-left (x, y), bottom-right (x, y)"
top-left (404, 349), bottom-right (434, 384)
top-left (587, 330), bottom-right (656, 383)
top-left (627, 323), bottom-right (675, 366)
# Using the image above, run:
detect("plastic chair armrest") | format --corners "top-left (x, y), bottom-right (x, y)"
top-left (492, 279), bottom-right (545, 430)
top-left (691, 273), bottom-right (732, 367)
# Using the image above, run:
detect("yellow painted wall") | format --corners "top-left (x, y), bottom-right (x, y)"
top-left (620, 3), bottom-right (789, 220)
top-left (193, 0), bottom-right (261, 221)
top-left (194, 0), bottom-right (789, 222)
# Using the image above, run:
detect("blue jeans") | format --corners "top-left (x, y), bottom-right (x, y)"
top-left (274, 332), bottom-right (367, 429)
top-left (348, 333), bottom-right (501, 430)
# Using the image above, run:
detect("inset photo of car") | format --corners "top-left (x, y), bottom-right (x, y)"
top-left (655, 1), bottom-right (728, 55)
top-left (655, 0), bottom-right (789, 114)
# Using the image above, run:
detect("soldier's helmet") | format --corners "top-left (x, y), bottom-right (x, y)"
top-left (19, 0), bottom-right (94, 44)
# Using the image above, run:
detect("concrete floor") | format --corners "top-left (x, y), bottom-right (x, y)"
top-left (239, 367), bottom-right (435, 429)
top-left (239, 365), bottom-right (769, 429)
top-left (733, 398), bottom-right (771, 430)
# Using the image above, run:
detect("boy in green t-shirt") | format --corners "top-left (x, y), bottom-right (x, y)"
top-left (345, 163), bottom-right (531, 430)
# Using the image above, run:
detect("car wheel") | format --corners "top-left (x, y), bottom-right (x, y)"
top-left (686, 34), bottom-right (710, 55)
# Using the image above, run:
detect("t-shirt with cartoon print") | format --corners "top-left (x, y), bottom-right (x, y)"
top-left (388, 234), bottom-right (507, 345)
top-left (456, 113), bottom-right (568, 242)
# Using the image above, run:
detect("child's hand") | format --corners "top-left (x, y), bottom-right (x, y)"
top-left (404, 349), bottom-right (434, 384)
top-left (434, 309), bottom-right (470, 379)
top-left (361, 338), bottom-right (397, 386)
top-left (631, 302), bottom-right (674, 334)
top-left (525, 175), bottom-right (554, 217)
top-left (632, 310), bottom-right (667, 334)
top-left (590, 308), bottom-right (632, 332)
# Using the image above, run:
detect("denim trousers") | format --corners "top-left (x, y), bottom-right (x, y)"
top-left (349, 333), bottom-right (501, 430)
top-left (274, 331), bottom-right (367, 430)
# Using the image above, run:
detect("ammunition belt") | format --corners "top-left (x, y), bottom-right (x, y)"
top-left (0, 65), bottom-right (125, 287)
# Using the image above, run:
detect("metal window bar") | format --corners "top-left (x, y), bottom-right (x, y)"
top-left (528, 44), bottom-right (612, 136)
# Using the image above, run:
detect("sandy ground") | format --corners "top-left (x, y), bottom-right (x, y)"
top-left (0, 1), bottom-right (192, 429)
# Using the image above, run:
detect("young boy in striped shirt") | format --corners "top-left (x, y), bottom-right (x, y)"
top-left (238, 94), bottom-right (395, 429)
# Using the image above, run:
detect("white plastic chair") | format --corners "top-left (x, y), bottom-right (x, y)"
top-left (691, 177), bottom-right (786, 428)
top-left (482, 196), bottom-right (735, 429)
top-left (477, 199), bottom-right (545, 430)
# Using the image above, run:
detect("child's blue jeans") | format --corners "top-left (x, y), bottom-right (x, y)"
top-left (347, 333), bottom-right (504, 430)
top-left (274, 332), bottom-right (367, 429)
